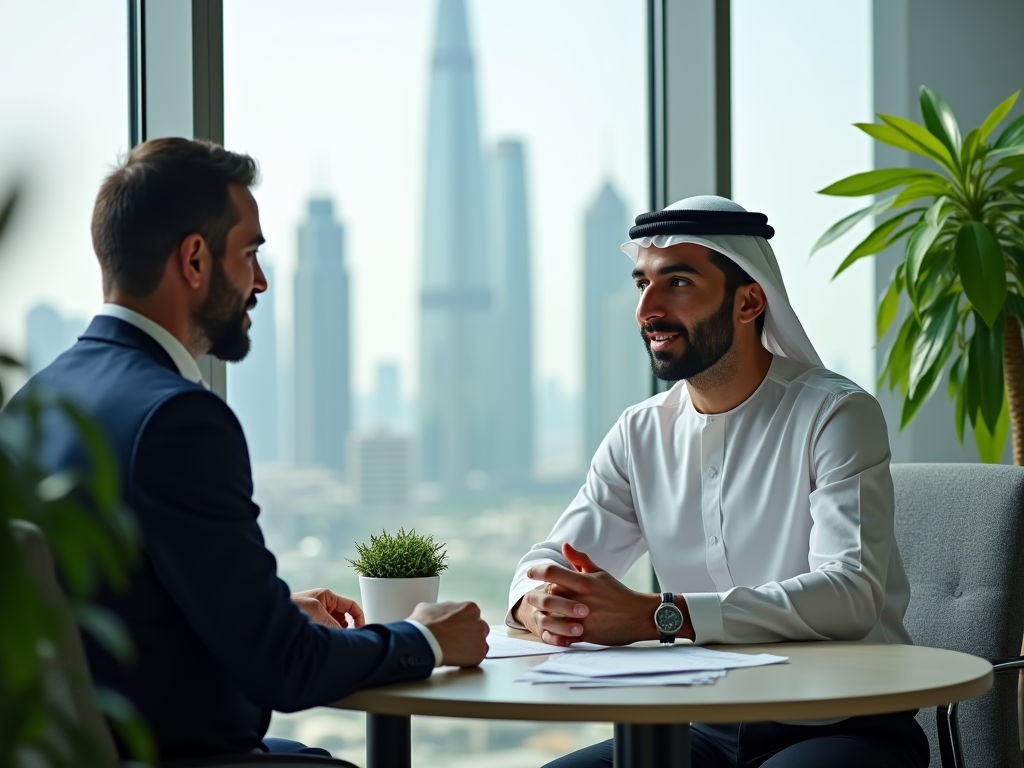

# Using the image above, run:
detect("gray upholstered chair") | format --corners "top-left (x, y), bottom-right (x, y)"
top-left (892, 463), bottom-right (1024, 768)
top-left (10, 520), bottom-right (357, 768)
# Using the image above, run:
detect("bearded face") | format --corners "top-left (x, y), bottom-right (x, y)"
top-left (641, 289), bottom-right (736, 381)
top-left (193, 254), bottom-right (255, 363)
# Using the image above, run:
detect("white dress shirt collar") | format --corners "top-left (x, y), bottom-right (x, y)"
top-left (98, 303), bottom-right (207, 388)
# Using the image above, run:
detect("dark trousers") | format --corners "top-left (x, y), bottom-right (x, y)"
top-left (543, 712), bottom-right (930, 768)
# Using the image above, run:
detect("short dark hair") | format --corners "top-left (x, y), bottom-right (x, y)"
top-left (707, 249), bottom-right (766, 337)
top-left (91, 138), bottom-right (259, 297)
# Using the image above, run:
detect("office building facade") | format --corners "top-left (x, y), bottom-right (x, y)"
top-left (294, 199), bottom-right (351, 476)
top-left (583, 181), bottom-right (648, 458)
top-left (419, 0), bottom-right (494, 494)
top-left (227, 263), bottom-right (279, 463)
top-left (488, 140), bottom-right (533, 487)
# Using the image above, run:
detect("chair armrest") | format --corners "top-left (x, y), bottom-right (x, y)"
top-left (161, 755), bottom-right (358, 768)
top-left (991, 655), bottom-right (1024, 673)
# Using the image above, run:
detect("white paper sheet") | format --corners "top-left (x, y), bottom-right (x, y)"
top-left (485, 631), bottom-right (607, 659)
top-left (530, 645), bottom-right (787, 678)
top-left (516, 669), bottom-right (726, 687)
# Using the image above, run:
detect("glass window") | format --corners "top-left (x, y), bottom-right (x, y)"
top-left (732, 0), bottom-right (875, 390)
top-left (224, 0), bottom-right (649, 762)
top-left (0, 0), bottom-right (128, 390)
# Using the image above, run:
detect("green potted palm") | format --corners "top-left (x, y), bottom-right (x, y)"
top-left (0, 185), bottom-right (153, 767)
top-left (348, 528), bottom-right (448, 624)
top-left (814, 86), bottom-right (1024, 464)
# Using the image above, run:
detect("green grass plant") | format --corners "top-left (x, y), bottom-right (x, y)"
top-left (348, 528), bottom-right (449, 579)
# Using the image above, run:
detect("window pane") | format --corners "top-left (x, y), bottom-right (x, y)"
top-left (0, 0), bottom-right (128, 390)
top-left (732, 0), bottom-right (875, 390)
top-left (224, 0), bottom-right (648, 762)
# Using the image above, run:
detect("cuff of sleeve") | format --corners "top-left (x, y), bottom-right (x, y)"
top-left (406, 620), bottom-right (443, 667)
top-left (505, 578), bottom-right (545, 630)
top-left (683, 592), bottom-right (725, 645)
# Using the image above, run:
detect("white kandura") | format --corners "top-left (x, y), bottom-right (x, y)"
top-left (507, 353), bottom-right (912, 648)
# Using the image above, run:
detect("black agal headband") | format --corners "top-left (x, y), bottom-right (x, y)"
top-left (628, 209), bottom-right (775, 241)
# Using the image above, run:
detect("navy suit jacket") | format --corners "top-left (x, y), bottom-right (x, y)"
top-left (13, 316), bottom-right (435, 759)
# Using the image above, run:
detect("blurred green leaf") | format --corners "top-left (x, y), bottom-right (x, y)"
top-left (905, 201), bottom-right (947, 304)
top-left (879, 313), bottom-right (921, 393)
top-left (833, 209), bottom-right (918, 278)
top-left (75, 604), bottom-right (135, 665)
top-left (818, 168), bottom-right (941, 197)
top-left (909, 293), bottom-right (959, 398)
top-left (956, 221), bottom-right (1007, 327)
top-left (994, 113), bottom-right (1024, 151)
top-left (0, 186), bottom-right (18, 242)
top-left (810, 195), bottom-right (895, 256)
top-left (877, 280), bottom-right (900, 342)
top-left (970, 310), bottom-right (1006, 433)
top-left (920, 85), bottom-right (962, 158)
top-left (974, 388), bottom-right (1009, 463)
top-left (978, 90), bottom-right (1019, 145)
top-left (94, 688), bottom-right (155, 765)
top-left (877, 113), bottom-right (957, 169)
top-left (892, 178), bottom-right (954, 207)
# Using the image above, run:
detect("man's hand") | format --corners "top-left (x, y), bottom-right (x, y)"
top-left (516, 543), bottom-right (693, 647)
top-left (292, 588), bottom-right (365, 630)
top-left (408, 601), bottom-right (489, 667)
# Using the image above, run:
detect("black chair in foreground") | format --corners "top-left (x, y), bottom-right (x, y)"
top-left (892, 463), bottom-right (1024, 768)
top-left (11, 520), bottom-right (358, 768)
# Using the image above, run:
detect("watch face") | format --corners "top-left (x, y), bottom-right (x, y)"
top-left (655, 603), bottom-right (683, 633)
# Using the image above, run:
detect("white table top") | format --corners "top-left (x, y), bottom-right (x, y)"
top-left (329, 629), bottom-right (992, 724)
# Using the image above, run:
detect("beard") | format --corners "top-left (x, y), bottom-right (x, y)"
top-left (193, 257), bottom-right (255, 363)
top-left (641, 292), bottom-right (735, 382)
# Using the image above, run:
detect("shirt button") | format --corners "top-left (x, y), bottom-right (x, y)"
top-left (708, 467), bottom-right (718, 478)
top-left (709, 535), bottom-right (718, 545)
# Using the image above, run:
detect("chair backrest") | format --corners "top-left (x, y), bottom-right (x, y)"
top-left (892, 463), bottom-right (1024, 768)
top-left (9, 520), bottom-right (119, 765)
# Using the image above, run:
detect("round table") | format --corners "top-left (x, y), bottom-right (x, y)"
top-left (330, 636), bottom-right (992, 768)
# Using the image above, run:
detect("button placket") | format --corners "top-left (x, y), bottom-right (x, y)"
top-left (700, 416), bottom-right (734, 591)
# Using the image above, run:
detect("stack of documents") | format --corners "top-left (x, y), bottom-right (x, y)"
top-left (516, 645), bottom-right (788, 689)
top-left (486, 632), bottom-right (607, 658)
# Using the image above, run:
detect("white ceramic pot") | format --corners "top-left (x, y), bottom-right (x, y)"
top-left (358, 575), bottom-right (440, 624)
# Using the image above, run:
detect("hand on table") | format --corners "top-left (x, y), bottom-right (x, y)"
top-left (292, 588), bottom-right (365, 630)
top-left (408, 601), bottom-right (489, 668)
top-left (514, 543), bottom-right (693, 647)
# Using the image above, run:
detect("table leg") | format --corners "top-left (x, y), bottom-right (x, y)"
top-left (613, 723), bottom-right (690, 768)
top-left (366, 713), bottom-right (411, 768)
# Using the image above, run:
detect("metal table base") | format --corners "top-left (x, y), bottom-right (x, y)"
top-left (366, 714), bottom-right (690, 768)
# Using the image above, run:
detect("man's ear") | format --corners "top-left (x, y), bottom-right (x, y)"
top-left (737, 282), bottom-right (768, 325)
top-left (175, 234), bottom-right (209, 291)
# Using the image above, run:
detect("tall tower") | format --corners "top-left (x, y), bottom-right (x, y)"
top-left (294, 198), bottom-right (351, 476)
top-left (228, 263), bottom-right (279, 463)
top-left (583, 182), bottom-right (647, 458)
top-left (419, 0), bottom-right (492, 493)
top-left (488, 140), bottom-right (533, 488)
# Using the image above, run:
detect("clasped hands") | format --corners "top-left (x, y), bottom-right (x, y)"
top-left (514, 543), bottom-right (693, 647)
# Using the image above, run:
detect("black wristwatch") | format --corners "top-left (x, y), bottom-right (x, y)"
top-left (653, 592), bottom-right (684, 644)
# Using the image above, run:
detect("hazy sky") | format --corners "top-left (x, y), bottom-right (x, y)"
top-left (0, 0), bottom-right (874, 399)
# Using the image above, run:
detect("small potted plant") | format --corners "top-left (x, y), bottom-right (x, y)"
top-left (348, 528), bottom-right (449, 624)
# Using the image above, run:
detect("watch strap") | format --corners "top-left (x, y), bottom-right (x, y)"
top-left (659, 592), bottom-right (679, 644)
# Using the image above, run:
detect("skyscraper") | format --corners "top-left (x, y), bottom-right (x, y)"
top-left (583, 182), bottom-right (648, 457)
top-left (25, 304), bottom-right (86, 376)
top-left (294, 198), bottom-right (351, 476)
top-left (488, 140), bottom-right (533, 487)
top-left (228, 263), bottom-right (279, 463)
top-left (419, 0), bottom-right (493, 494)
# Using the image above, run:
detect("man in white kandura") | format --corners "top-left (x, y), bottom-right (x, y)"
top-left (508, 196), bottom-right (929, 768)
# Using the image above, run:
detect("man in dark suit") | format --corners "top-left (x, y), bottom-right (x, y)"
top-left (13, 137), bottom-right (489, 760)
